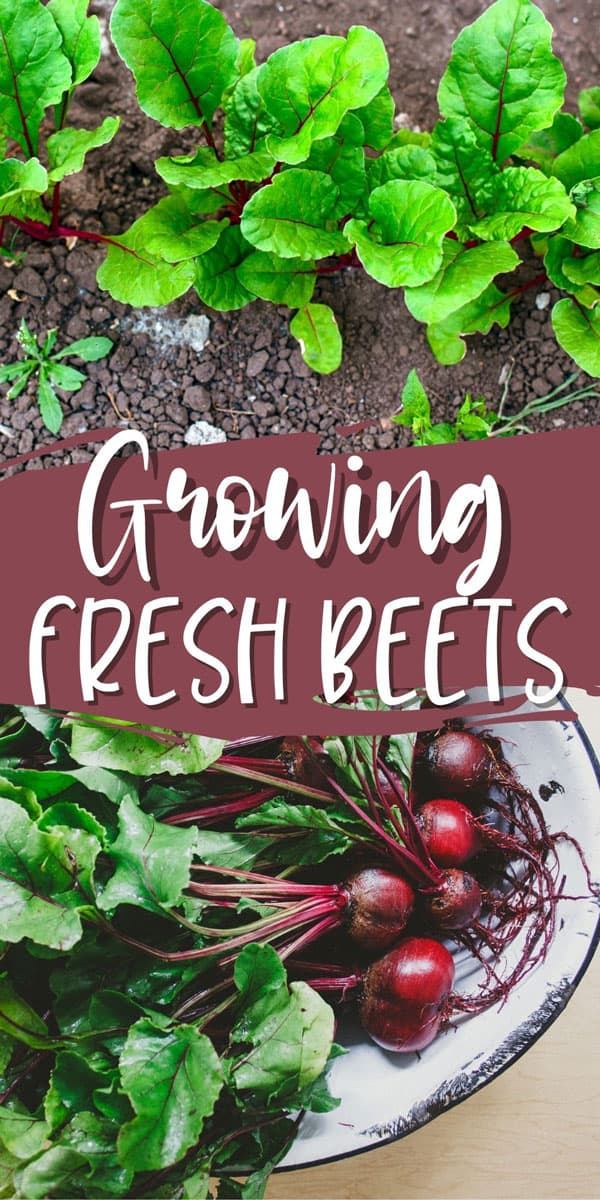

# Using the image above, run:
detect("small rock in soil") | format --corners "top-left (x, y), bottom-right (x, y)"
top-left (247, 351), bottom-right (269, 378)
top-left (13, 268), bottom-right (47, 300)
top-left (184, 420), bottom-right (227, 446)
top-left (130, 311), bottom-right (211, 355)
top-left (183, 384), bottom-right (210, 408)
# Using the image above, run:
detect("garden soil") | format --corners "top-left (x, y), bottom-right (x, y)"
top-left (1, 0), bottom-right (599, 468)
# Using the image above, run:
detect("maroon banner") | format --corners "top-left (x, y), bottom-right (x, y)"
top-left (1, 427), bottom-right (598, 736)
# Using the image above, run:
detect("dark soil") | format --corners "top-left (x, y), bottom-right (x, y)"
top-left (1, 0), bottom-right (600, 468)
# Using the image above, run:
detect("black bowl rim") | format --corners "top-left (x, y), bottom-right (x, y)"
top-left (278, 696), bottom-right (600, 1174)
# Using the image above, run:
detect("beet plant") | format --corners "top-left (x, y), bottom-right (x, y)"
top-left (0, 1), bottom-right (120, 254)
top-left (91, 0), bottom-right (600, 377)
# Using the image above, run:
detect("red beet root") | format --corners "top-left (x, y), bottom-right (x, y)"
top-left (360, 938), bottom-right (455, 1052)
top-left (344, 866), bottom-right (415, 953)
top-left (279, 737), bottom-right (330, 790)
top-left (423, 731), bottom-right (491, 796)
top-left (426, 868), bottom-right (482, 930)
top-left (417, 799), bottom-right (483, 867)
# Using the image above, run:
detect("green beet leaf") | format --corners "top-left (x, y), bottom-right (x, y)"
top-left (0, 0), bottom-right (72, 154)
top-left (157, 146), bottom-right (274, 189)
top-left (562, 250), bottom-right (600, 286)
top-left (438, 0), bottom-right (566, 163)
top-left (405, 240), bottom-right (519, 325)
top-left (579, 88), bottom-right (600, 131)
top-left (553, 129), bottom-right (600, 190)
top-left (241, 169), bottom-right (347, 260)
top-left (345, 179), bottom-right (456, 288)
top-left (238, 251), bottom-right (316, 307)
top-left (195, 224), bottom-right (256, 310)
top-left (298, 120), bottom-right (368, 210)
top-left (518, 112), bottom-right (583, 175)
top-left (118, 1018), bottom-right (223, 1171)
top-left (47, 118), bottom-right (121, 184)
top-left (0, 762), bottom-right (132, 806)
top-left (12, 1147), bottom-right (87, 1200)
top-left (223, 68), bottom-right (272, 159)
top-left (86, 989), bottom-right (157, 1054)
top-left (195, 830), bottom-right (269, 871)
top-left (563, 179), bottom-right (600, 247)
top-left (469, 167), bottom-right (574, 240)
top-left (0, 1030), bottom-right (13, 1073)
top-left (386, 129), bottom-right (432, 151)
top-left (0, 775), bottom-right (40, 819)
top-left (0, 975), bottom-right (54, 1050)
top-left (182, 1168), bottom-right (211, 1199)
top-left (97, 210), bottom-right (196, 306)
top-left (37, 803), bottom-right (105, 896)
top-left (133, 194), bottom-right (228, 264)
top-left (168, 184), bottom-right (234, 217)
top-left (0, 1145), bottom-right (19, 1200)
top-left (237, 800), bottom-right (355, 864)
top-left (0, 796), bottom-right (99, 950)
top-left (0, 159), bottom-right (48, 222)
top-left (232, 940), bottom-right (287, 1009)
top-left (45, 1050), bottom-right (114, 1126)
top-left (544, 235), bottom-right (598, 305)
top-left (110, 0), bottom-right (239, 129)
top-left (427, 283), bottom-right (514, 365)
top-left (355, 86), bottom-right (395, 151)
top-left (544, 235), bottom-right (582, 291)
top-left (69, 718), bottom-right (224, 776)
top-left (61, 1112), bottom-right (133, 1197)
top-left (552, 296), bottom-right (600, 376)
top-left (47, 0), bottom-right (101, 88)
top-left (99, 795), bottom-right (197, 915)
top-left (235, 38), bottom-right (257, 79)
top-left (431, 117), bottom-right (498, 230)
top-left (229, 945), bottom-right (334, 1103)
top-left (290, 303), bottom-right (342, 374)
top-left (19, 707), bottom-right (63, 741)
top-left (0, 1102), bottom-right (49, 1161)
top-left (49, 948), bottom-right (158, 1036)
top-left (258, 27), bottom-right (389, 165)
top-left (368, 145), bottom-right (437, 190)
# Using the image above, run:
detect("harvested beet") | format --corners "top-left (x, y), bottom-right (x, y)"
top-left (423, 730), bottom-right (491, 796)
top-left (417, 798), bottom-right (484, 866)
top-left (425, 868), bottom-right (482, 930)
top-left (181, 863), bottom-right (414, 968)
top-left (360, 938), bottom-right (455, 1052)
top-left (344, 866), bottom-right (415, 953)
top-left (173, 728), bottom-right (595, 1029)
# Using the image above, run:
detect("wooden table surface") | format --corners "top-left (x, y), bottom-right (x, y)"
top-left (267, 692), bottom-right (600, 1200)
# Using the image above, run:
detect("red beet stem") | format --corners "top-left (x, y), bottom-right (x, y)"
top-left (219, 755), bottom-right (288, 776)
top-left (306, 737), bottom-right (441, 888)
top-left (188, 879), bottom-right (338, 900)
top-left (211, 759), bottom-right (335, 802)
top-left (164, 787), bottom-right (278, 825)
top-left (105, 893), bottom-right (344, 962)
top-left (377, 756), bottom-right (440, 869)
